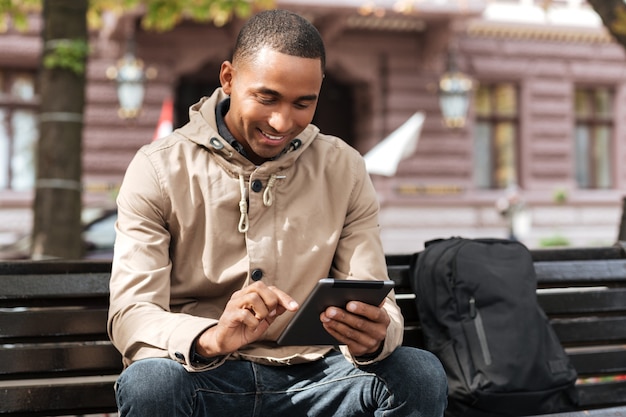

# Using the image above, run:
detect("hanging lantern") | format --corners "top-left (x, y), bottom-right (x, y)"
top-left (106, 51), bottom-right (156, 119)
top-left (438, 49), bottom-right (473, 128)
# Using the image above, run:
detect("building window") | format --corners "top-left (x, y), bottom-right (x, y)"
top-left (473, 83), bottom-right (519, 189)
top-left (0, 70), bottom-right (39, 191)
top-left (574, 87), bottom-right (613, 189)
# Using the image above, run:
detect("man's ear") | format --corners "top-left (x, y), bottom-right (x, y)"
top-left (219, 61), bottom-right (234, 94)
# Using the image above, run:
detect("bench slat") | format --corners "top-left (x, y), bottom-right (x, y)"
top-left (530, 246), bottom-right (625, 262)
top-left (0, 273), bottom-right (111, 301)
top-left (0, 308), bottom-right (108, 341)
top-left (551, 316), bottom-right (626, 344)
top-left (531, 405), bottom-right (626, 417)
top-left (0, 343), bottom-right (122, 377)
top-left (0, 260), bottom-right (111, 275)
top-left (538, 288), bottom-right (626, 315)
top-left (568, 345), bottom-right (626, 375)
top-left (0, 378), bottom-right (118, 416)
top-left (535, 260), bottom-right (626, 284)
top-left (577, 379), bottom-right (626, 409)
top-left (388, 260), bottom-right (626, 289)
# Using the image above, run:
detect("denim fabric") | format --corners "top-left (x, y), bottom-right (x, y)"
top-left (115, 347), bottom-right (447, 417)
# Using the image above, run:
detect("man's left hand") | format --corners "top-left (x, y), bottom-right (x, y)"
top-left (320, 300), bottom-right (390, 357)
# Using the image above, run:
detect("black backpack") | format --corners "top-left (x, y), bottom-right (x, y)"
top-left (410, 237), bottom-right (578, 417)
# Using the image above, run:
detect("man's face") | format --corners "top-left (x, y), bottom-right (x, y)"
top-left (220, 47), bottom-right (324, 164)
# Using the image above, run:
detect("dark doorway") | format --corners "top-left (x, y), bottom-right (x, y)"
top-left (313, 73), bottom-right (356, 147)
top-left (174, 62), bottom-right (221, 128)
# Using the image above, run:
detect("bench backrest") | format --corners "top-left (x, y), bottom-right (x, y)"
top-left (0, 261), bottom-right (120, 416)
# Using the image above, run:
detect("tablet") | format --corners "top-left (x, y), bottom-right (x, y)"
top-left (276, 278), bottom-right (395, 346)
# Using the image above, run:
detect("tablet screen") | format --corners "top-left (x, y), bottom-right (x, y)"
top-left (276, 278), bottom-right (394, 346)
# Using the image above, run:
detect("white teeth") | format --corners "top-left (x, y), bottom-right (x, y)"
top-left (263, 131), bottom-right (282, 140)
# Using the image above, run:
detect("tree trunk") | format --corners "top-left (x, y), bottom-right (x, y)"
top-left (31, 0), bottom-right (87, 259)
top-left (588, 0), bottom-right (626, 50)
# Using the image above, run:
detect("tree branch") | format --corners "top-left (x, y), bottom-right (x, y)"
top-left (588, 0), bottom-right (626, 49)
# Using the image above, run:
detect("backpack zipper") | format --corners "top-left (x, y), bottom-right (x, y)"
top-left (469, 297), bottom-right (492, 366)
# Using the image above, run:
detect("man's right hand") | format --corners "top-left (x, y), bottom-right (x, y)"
top-left (195, 281), bottom-right (298, 358)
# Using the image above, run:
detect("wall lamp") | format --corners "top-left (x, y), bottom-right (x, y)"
top-left (106, 49), bottom-right (156, 119)
top-left (438, 49), bottom-right (473, 128)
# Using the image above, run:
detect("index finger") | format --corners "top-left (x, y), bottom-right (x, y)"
top-left (244, 282), bottom-right (299, 316)
top-left (266, 285), bottom-right (299, 313)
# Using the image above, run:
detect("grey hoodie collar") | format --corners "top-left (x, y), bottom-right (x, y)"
top-left (215, 97), bottom-right (249, 159)
top-left (215, 96), bottom-right (301, 163)
top-left (180, 89), bottom-right (319, 172)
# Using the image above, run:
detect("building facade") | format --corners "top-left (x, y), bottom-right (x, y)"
top-left (0, 0), bottom-right (624, 254)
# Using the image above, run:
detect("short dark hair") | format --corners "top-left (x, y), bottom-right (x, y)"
top-left (233, 9), bottom-right (326, 71)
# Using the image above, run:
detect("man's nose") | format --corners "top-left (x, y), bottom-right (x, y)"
top-left (269, 107), bottom-right (293, 132)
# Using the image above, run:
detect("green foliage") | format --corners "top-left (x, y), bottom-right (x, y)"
top-left (552, 188), bottom-right (568, 204)
top-left (539, 234), bottom-right (570, 248)
top-left (138, 0), bottom-right (275, 31)
top-left (88, 0), bottom-right (275, 32)
top-left (2, 0), bottom-right (275, 33)
top-left (0, 0), bottom-right (40, 31)
top-left (43, 38), bottom-right (89, 75)
top-left (87, 0), bottom-right (135, 29)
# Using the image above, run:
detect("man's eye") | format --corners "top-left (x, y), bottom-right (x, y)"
top-left (294, 102), bottom-right (311, 110)
top-left (258, 97), bottom-right (275, 105)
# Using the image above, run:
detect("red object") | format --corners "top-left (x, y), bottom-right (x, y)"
top-left (152, 97), bottom-right (174, 142)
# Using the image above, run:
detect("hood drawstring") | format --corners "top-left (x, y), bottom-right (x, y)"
top-left (238, 174), bottom-right (249, 233)
top-left (263, 174), bottom-right (277, 207)
top-left (237, 173), bottom-right (285, 234)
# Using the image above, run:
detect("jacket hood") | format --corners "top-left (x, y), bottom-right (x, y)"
top-left (173, 88), bottom-right (323, 234)
top-left (176, 88), bottom-right (320, 175)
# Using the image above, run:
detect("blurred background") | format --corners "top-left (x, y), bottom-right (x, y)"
top-left (1, 0), bottom-right (625, 259)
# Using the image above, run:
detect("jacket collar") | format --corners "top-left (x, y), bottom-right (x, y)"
top-left (176, 88), bottom-right (320, 173)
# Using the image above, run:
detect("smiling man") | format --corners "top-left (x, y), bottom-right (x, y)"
top-left (108, 9), bottom-right (447, 417)
top-left (221, 47), bottom-right (322, 164)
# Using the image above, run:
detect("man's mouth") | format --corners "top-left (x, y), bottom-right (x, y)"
top-left (260, 130), bottom-right (285, 141)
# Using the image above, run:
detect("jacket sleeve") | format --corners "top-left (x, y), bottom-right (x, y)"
top-left (107, 149), bottom-right (216, 370)
top-left (333, 154), bottom-right (404, 364)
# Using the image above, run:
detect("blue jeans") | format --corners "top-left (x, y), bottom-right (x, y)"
top-left (115, 347), bottom-right (447, 417)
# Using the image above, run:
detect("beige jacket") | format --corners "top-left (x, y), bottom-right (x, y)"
top-left (108, 89), bottom-right (403, 371)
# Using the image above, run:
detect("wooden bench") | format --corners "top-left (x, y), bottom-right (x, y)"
top-left (0, 261), bottom-right (120, 416)
top-left (1, 245), bottom-right (626, 416)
